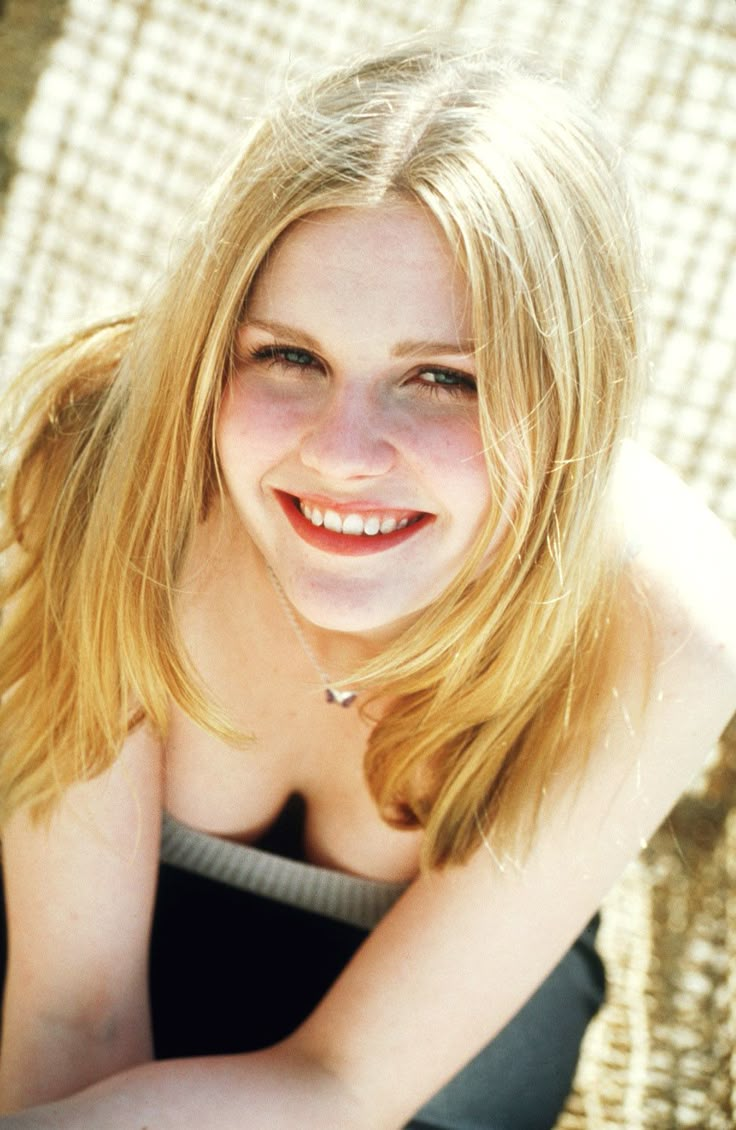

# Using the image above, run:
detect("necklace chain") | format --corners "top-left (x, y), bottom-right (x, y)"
top-left (266, 566), bottom-right (358, 707)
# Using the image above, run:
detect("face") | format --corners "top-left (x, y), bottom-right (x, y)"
top-left (217, 200), bottom-right (493, 640)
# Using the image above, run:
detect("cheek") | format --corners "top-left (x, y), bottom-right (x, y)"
top-left (415, 413), bottom-right (488, 487)
top-left (217, 380), bottom-right (307, 463)
top-left (402, 413), bottom-right (492, 536)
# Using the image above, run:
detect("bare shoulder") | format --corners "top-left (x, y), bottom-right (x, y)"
top-left (610, 439), bottom-right (736, 684)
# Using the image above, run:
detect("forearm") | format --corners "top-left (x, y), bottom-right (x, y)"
top-left (0, 1043), bottom-right (372, 1130)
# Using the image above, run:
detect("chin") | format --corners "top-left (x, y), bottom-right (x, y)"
top-left (299, 591), bottom-right (428, 642)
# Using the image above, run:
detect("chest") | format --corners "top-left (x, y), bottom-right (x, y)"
top-left (163, 686), bottom-right (422, 883)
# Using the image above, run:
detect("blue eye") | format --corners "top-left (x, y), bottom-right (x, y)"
top-left (250, 343), bottom-right (318, 370)
top-left (419, 368), bottom-right (477, 396)
top-left (251, 344), bottom-right (317, 368)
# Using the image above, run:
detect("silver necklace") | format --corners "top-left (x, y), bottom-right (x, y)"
top-left (266, 565), bottom-right (358, 707)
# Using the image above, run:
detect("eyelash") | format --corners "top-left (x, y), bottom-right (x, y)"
top-left (250, 344), bottom-right (316, 369)
top-left (248, 344), bottom-right (477, 397)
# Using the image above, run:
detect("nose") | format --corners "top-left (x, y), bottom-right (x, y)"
top-left (299, 383), bottom-right (397, 479)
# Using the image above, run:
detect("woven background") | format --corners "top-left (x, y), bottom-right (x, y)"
top-left (1, 0), bottom-right (735, 1126)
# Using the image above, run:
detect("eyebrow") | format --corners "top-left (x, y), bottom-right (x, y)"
top-left (245, 319), bottom-right (475, 358)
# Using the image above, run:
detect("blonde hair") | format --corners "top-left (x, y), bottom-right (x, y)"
top-left (0, 44), bottom-right (644, 867)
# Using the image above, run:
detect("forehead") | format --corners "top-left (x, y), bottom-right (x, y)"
top-left (246, 201), bottom-right (473, 345)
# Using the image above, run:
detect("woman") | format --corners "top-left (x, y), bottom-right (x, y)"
top-left (0, 43), bottom-right (734, 1130)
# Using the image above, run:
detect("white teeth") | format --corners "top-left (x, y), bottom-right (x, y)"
top-left (297, 499), bottom-right (420, 536)
top-left (341, 514), bottom-right (365, 536)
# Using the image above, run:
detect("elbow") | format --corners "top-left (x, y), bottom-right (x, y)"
top-left (2, 963), bottom-right (153, 1104)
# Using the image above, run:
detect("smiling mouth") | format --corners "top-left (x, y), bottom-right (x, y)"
top-left (297, 499), bottom-right (424, 537)
top-left (275, 492), bottom-right (433, 554)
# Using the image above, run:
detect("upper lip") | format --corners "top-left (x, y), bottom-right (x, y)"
top-left (277, 490), bottom-right (430, 518)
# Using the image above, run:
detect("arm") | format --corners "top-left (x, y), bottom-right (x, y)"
top-left (3, 446), bottom-right (735, 1130)
top-left (0, 1049), bottom-right (370, 1130)
top-left (0, 726), bottom-right (162, 1111)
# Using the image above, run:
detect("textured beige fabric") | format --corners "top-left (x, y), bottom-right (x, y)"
top-left (1, 1), bottom-right (735, 1125)
top-left (559, 719), bottom-right (736, 1128)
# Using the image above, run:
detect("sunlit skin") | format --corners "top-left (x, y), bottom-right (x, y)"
top-left (216, 201), bottom-right (495, 656)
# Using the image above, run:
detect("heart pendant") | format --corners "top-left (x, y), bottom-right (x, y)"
top-left (325, 687), bottom-right (358, 707)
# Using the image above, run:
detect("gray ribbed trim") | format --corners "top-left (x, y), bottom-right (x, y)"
top-left (160, 813), bottom-right (409, 930)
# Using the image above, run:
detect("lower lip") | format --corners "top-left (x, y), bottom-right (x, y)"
top-left (275, 493), bottom-right (433, 556)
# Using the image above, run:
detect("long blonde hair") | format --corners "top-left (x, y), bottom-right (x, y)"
top-left (0, 44), bottom-right (644, 867)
